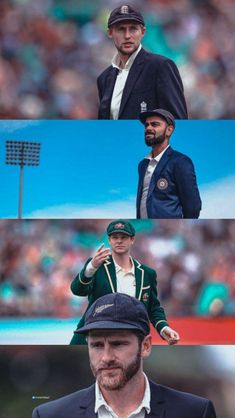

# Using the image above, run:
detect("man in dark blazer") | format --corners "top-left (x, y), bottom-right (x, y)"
top-left (97, 5), bottom-right (188, 120)
top-left (137, 108), bottom-right (201, 219)
top-left (32, 294), bottom-right (217, 418)
top-left (70, 219), bottom-right (179, 345)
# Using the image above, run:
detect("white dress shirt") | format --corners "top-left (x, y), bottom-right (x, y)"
top-left (85, 257), bottom-right (136, 297)
top-left (95, 373), bottom-right (151, 418)
top-left (140, 145), bottom-right (170, 218)
top-left (110, 44), bottom-right (142, 120)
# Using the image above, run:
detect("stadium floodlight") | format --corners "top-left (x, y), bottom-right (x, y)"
top-left (5, 140), bottom-right (41, 219)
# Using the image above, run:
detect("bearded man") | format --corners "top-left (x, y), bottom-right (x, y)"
top-left (32, 293), bottom-right (217, 418)
top-left (136, 108), bottom-right (201, 218)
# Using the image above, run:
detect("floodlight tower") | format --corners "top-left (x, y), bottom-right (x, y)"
top-left (5, 140), bottom-right (41, 219)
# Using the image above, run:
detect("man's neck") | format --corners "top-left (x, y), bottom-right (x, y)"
top-left (100, 371), bottom-right (145, 418)
top-left (112, 252), bottom-right (132, 271)
top-left (118, 52), bottom-right (131, 67)
top-left (152, 141), bottom-right (169, 158)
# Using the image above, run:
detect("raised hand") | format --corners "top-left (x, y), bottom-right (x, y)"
top-left (91, 244), bottom-right (112, 269)
top-left (161, 326), bottom-right (180, 345)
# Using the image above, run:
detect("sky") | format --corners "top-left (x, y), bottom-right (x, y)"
top-left (0, 119), bottom-right (235, 218)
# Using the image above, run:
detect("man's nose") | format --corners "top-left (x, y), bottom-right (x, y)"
top-left (146, 127), bottom-right (154, 133)
top-left (124, 29), bottom-right (131, 38)
top-left (101, 344), bottom-right (115, 362)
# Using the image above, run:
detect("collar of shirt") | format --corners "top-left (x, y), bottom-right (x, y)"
top-left (94, 373), bottom-right (151, 416)
top-left (112, 44), bottom-right (142, 71)
top-left (144, 145), bottom-right (170, 163)
top-left (113, 256), bottom-right (135, 275)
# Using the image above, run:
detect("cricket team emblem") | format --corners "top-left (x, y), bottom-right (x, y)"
top-left (94, 304), bottom-right (114, 316)
top-left (115, 222), bottom-right (124, 229)
top-left (121, 5), bottom-right (129, 14)
top-left (142, 292), bottom-right (149, 302)
top-left (140, 101), bottom-right (147, 112)
top-left (157, 178), bottom-right (168, 190)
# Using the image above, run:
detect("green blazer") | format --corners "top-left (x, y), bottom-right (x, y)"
top-left (70, 255), bottom-right (168, 344)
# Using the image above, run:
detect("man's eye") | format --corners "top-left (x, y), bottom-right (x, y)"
top-left (91, 342), bottom-right (103, 348)
top-left (112, 341), bottom-right (128, 347)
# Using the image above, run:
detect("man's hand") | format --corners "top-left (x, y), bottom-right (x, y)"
top-left (161, 326), bottom-right (180, 345)
top-left (91, 244), bottom-right (111, 269)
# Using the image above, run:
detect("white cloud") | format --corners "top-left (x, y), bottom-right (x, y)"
top-left (26, 197), bottom-right (136, 219)
top-left (200, 175), bottom-right (235, 218)
top-left (0, 120), bottom-right (41, 133)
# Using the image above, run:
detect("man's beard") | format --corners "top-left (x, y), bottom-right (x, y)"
top-left (90, 349), bottom-right (141, 391)
top-left (145, 130), bottom-right (166, 147)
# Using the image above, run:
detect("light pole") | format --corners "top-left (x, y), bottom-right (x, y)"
top-left (5, 140), bottom-right (41, 219)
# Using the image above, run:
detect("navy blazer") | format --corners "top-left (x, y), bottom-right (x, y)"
top-left (97, 48), bottom-right (188, 120)
top-left (32, 380), bottom-right (217, 418)
top-left (137, 146), bottom-right (201, 219)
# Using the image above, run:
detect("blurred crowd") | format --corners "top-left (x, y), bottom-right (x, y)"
top-left (0, 0), bottom-right (234, 119)
top-left (0, 219), bottom-right (235, 318)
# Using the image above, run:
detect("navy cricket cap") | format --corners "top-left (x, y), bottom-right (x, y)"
top-left (139, 108), bottom-right (175, 128)
top-left (75, 293), bottom-right (150, 335)
top-left (107, 219), bottom-right (135, 237)
top-left (108, 5), bottom-right (145, 28)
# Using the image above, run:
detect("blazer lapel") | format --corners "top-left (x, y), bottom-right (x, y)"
top-left (78, 385), bottom-right (97, 418)
top-left (148, 381), bottom-right (165, 418)
top-left (102, 67), bottom-right (119, 118)
top-left (118, 48), bottom-right (146, 118)
top-left (148, 147), bottom-right (173, 198)
top-left (133, 259), bottom-right (144, 300)
top-left (137, 159), bottom-right (149, 203)
top-left (103, 256), bottom-right (117, 293)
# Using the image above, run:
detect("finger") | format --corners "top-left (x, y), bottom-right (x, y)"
top-left (98, 254), bottom-right (111, 262)
top-left (96, 243), bottom-right (105, 253)
top-left (99, 248), bottom-right (111, 255)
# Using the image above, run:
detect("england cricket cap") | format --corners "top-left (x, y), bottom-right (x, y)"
top-left (107, 219), bottom-right (135, 236)
top-left (108, 5), bottom-right (145, 28)
top-left (75, 293), bottom-right (150, 335)
top-left (139, 108), bottom-right (175, 128)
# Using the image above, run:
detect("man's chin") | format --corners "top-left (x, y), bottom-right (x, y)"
top-left (145, 139), bottom-right (157, 147)
top-left (98, 370), bottom-right (124, 391)
top-left (119, 46), bottom-right (137, 56)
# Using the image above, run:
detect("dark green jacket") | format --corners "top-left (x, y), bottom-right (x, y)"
top-left (70, 255), bottom-right (168, 344)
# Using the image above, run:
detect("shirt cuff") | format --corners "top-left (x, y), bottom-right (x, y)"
top-left (84, 260), bottom-right (98, 278)
top-left (160, 326), bottom-right (168, 337)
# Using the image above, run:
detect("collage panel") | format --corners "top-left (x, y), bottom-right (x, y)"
top-left (0, 218), bottom-right (235, 346)
top-left (1, 119), bottom-right (235, 219)
top-left (0, 0), bottom-right (234, 120)
top-left (0, 345), bottom-right (235, 417)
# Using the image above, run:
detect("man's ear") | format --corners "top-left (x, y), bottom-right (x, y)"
top-left (141, 334), bottom-right (152, 359)
top-left (166, 125), bottom-right (174, 137)
top-left (141, 25), bottom-right (146, 37)
top-left (107, 28), bottom-right (113, 39)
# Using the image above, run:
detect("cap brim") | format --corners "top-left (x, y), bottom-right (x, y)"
top-left (108, 17), bottom-right (144, 27)
top-left (139, 110), bottom-right (172, 124)
top-left (75, 321), bottom-right (144, 334)
top-left (108, 229), bottom-right (133, 236)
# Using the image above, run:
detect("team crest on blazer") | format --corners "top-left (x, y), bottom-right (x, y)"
top-left (142, 292), bottom-right (149, 302)
top-left (140, 101), bottom-right (147, 112)
top-left (157, 178), bottom-right (168, 190)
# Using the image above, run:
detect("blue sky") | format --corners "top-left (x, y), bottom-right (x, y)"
top-left (0, 119), bottom-right (235, 218)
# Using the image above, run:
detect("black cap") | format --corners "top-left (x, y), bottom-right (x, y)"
top-left (75, 293), bottom-right (150, 335)
top-left (139, 108), bottom-right (175, 128)
top-left (108, 5), bottom-right (145, 28)
top-left (107, 219), bottom-right (135, 236)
